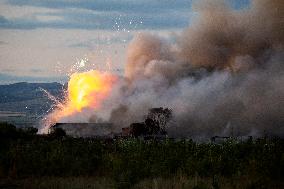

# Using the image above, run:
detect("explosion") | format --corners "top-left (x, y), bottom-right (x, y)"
top-left (40, 70), bottom-right (117, 133)
top-left (41, 0), bottom-right (284, 138)
top-left (67, 70), bottom-right (117, 113)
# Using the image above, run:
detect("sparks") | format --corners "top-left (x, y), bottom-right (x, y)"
top-left (40, 69), bottom-right (117, 132)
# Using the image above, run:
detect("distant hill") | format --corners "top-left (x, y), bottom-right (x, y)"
top-left (0, 82), bottom-right (65, 116)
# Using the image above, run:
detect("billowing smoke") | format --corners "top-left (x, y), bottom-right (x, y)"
top-left (48, 0), bottom-right (284, 138)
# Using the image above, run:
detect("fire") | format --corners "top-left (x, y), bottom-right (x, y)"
top-left (59, 70), bottom-right (117, 118)
top-left (68, 70), bottom-right (116, 111)
top-left (40, 69), bottom-right (117, 134)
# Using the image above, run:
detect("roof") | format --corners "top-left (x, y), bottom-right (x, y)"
top-left (53, 122), bottom-right (113, 137)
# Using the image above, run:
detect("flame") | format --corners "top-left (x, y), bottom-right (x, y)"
top-left (49, 69), bottom-right (118, 121)
top-left (40, 67), bottom-right (118, 134)
top-left (67, 70), bottom-right (116, 112)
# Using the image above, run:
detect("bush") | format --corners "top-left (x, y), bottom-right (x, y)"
top-left (0, 122), bottom-right (17, 138)
top-left (0, 134), bottom-right (283, 187)
top-left (50, 127), bottom-right (66, 138)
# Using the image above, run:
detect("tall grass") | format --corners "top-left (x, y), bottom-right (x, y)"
top-left (0, 123), bottom-right (283, 188)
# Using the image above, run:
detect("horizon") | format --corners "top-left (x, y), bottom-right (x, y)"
top-left (0, 0), bottom-right (250, 84)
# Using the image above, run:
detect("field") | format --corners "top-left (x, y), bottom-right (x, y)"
top-left (0, 122), bottom-right (283, 189)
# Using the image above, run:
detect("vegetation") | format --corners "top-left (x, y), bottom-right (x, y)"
top-left (128, 107), bottom-right (172, 137)
top-left (0, 122), bottom-right (283, 189)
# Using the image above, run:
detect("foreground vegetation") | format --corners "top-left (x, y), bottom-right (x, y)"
top-left (0, 122), bottom-right (283, 189)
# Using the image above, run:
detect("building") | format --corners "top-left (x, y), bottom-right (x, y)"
top-left (53, 123), bottom-right (113, 138)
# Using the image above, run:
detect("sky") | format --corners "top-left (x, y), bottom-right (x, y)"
top-left (0, 0), bottom-right (250, 84)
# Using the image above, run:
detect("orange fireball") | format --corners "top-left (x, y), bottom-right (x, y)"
top-left (64, 70), bottom-right (117, 115)
top-left (40, 69), bottom-right (117, 133)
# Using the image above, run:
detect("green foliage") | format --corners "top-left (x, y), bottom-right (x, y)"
top-left (21, 127), bottom-right (38, 135)
top-left (0, 127), bottom-right (283, 188)
top-left (0, 122), bottom-right (17, 138)
top-left (0, 122), bottom-right (39, 138)
top-left (50, 127), bottom-right (66, 138)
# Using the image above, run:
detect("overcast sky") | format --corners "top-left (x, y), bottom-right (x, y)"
top-left (0, 0), bottom-right (249, 83)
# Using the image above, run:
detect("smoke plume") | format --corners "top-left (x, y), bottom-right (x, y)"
top-left (50, 0), bottom-right (284, 138)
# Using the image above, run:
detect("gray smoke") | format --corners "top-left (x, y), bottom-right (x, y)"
top-left (103, 0), bottom-right (284, 138)
top-left (49, 0), bottom-right (283, 138)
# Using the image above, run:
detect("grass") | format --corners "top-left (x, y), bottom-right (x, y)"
top-left (0, 177), bottom-right (115, 189)
top-left (0, 175), bottom-right (283, 189)
top-left (1, 123), bottom-right (283, 188)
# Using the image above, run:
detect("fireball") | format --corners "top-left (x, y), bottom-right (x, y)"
top-left (56, 70), bottom-right (117, 120)
top-left (40, 69), bottom-right (117, 134)
top-left (67, 70), bottom-right (116, 112)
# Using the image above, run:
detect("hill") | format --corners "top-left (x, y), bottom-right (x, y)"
top-left (0, 82), bottom-right (64, 117)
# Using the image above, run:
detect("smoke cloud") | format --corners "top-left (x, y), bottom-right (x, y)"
top-left (53, 0), bottom-right (284, 138)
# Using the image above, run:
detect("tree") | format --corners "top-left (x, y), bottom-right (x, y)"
top-left (126, 107), bottom-right (172, 137)
top-left (22, 127), bottom-right (38, 135)
top-left (50, 127), bottom-right (66, 138)
top-left (145, 107), bottom-right (172, 134)
top-left (0, 122), bottom-right (17, 138)
top-left (129, 122), bottom-right (147, 137)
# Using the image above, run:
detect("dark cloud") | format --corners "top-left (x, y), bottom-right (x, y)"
top-left (0, 14), bottom-right (45, 29)
top-left (0, 73), bottom-right (67, 84)
top-left (0, 10), bottom-right (190, 30)
top-left (0, 15), bottom-right (9, 23)
top-left (1, 0), bottom-right (249, 30)
top-left (6, 0), bottom-right (192, 14)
